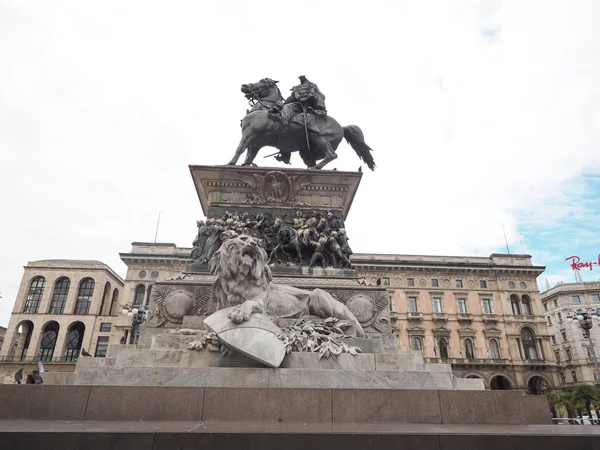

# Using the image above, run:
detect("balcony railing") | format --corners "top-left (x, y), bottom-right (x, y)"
top-left (482, 314), bottom-right (498, 323)
top-left (407, 312), bottom-right (423, 321)
top-left (457, 313), bottom-right (473, 322)
top-left (432, 313), bottom-right (448, 322)
top-left (425, 357), bottom-right (510, 365)
top-left (0, 356), bottom-right (78, 364)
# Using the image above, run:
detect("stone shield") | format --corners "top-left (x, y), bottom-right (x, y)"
top-left (204, 307), bottom-right (286, 368)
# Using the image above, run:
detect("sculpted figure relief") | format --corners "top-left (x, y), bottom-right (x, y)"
top-left (191, 210), bottom-right (353, 268)
top-left (228, 76), bottom-right (376, 171)
top-left (209, 234), bottom-right (364, 336)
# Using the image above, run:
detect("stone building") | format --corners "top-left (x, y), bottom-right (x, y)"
top-left (541, 281), bottom-right (600, 386)
top-left (0, 260), bottom-right (125, 383)
top-left (352, 253), bottom-right (559, 393)
top-left (0, 326), bottom-right (6, 351)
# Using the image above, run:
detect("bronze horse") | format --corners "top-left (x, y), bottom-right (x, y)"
top-left (227, 78), bottom-right (375, 170)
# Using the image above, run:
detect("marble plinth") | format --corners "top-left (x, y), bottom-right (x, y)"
top-left (73, 366), bottom-right (480, 390)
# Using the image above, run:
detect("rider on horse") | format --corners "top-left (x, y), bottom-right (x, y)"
top-left (272, 76), bottom-right (328, 164)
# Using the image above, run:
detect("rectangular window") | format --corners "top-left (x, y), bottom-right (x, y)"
top-left (551, 335), bottom-right (557, 344)
top-left (553, 299), bottom-right (558, 307)
top-left (382, 278), bottom-right (390, 286)
top-left (94, 336), bottom-right (110, 358)
top-left (547, 316), bottom-right (552, 325)
top-left (592, 294), bottom-right (600, 303)
top-left (456, 280), bottom-right (463, 288)
top-left (555, 351), bottom-right (560, 362)
top-left (479, 280), bottom-right (487, 289)
top-left (408, 297), bottom-right (418, 312)
top-left (433, 297), bottom-right (443, 313)
top-left (572, 295), bottom-right (581, 304)
top-left (407, 278), bottom-right (414, 287)
top-left (566, 349), bottom-right (572, 360)
top-left (100, 323), bottom-right (112, 332)
top-left (557, 312), bottom-right (562, 322)
top-left (431, 279), bottom-right (439, 287)
top-left (562, 331), bottom-right (567, 342)
top-left (571, 370), bottom-right (577, 382)
top-left (543, 302), bottom-right (548, 311)
top-left (481, 299), bottom-right (492, 314)
top-left (457, 299), bottom-right (467, 313)
top-left (560, 373), bottom-right (566, 384)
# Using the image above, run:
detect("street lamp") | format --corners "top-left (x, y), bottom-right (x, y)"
top-left (566, 307), bottom-right (600, 385)
top-left (121, 304), bottom-right (148, 345)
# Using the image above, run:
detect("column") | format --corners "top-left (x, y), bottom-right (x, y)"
top-left (38, 281), bottom-right (53, 314)
top-left (516, 338), bottom-right (525, 359)
top-left (64, 278), bottom-right (80, 314)
top-left (536, 338), bottom-right (545, 360)
top-left (26, 326), bottom-right (44, 360)
top-left (53, 324), bottom-right (68, 361)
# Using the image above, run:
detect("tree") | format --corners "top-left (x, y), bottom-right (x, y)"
top-left (572, 385), bottom-right (595, 418)
top-left (545, 391), bottom-right (561, 418)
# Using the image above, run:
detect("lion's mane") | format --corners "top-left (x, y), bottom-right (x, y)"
top-left (209, 235), bottom-right (273, 309)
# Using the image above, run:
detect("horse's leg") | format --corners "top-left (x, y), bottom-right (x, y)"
top-left (313, 137), bottom-right (338, 170)
top-left (294, 241), bottom-right (303, 265)
top-left (228, 128), bottom-right (254, 165)
top-left (242, 145), bottom-right (261, 167)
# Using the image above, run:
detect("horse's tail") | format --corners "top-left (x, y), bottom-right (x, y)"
top-left (343, 125), bottom-right (376, 170)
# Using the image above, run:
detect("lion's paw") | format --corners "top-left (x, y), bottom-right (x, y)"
top-left (228, 307), bottom-right (249, 324)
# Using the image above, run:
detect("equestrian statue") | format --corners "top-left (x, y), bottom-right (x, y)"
top-left (227, 76), bottom-right (376, 171)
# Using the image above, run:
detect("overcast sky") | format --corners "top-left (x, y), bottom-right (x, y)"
top-left (1, 1), bottom-right (600, 327)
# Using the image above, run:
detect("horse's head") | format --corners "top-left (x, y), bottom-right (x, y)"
top-left (241, 78), bottom-right (280, 101)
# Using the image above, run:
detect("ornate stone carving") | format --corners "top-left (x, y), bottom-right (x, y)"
top-left (328, 290), bottom-right (391, 332)
top-left (238, 171), bottom-right (313, 204)
top-left (151, 286), bottom-right (211, 325)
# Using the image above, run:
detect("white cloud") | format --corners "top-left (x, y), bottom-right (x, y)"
top-left (1, 1), bottom-right (600, 325)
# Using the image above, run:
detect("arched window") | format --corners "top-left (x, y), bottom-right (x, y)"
top-left (24, 277), bottom-right (45, 313)
top-left (412, 336), bottom-right (422, 350)
top-left (464, 338), bottom-right (475, 359)
top-left (521, 327), bottom-right (538, 360)
top-left (133, 284), bottom-right (145, 307)
top-left (39, 321), bottom-right (60, 362)
top-left (109, 289), bottom-right (119, 316)
top-left (521, 295), bottom-right (532, 315)
top-left (10, 321), bottom-right (34, 361)
top-left (438, 338), bottom-right (449, 359)
top-left (64, 322), bottom-right (85, 362)
top-left (510, 295), bottom-right (521, 315)
top-left (49, 278), bottom-right (70, 314)
top-left (74, 278), bottom-right (95, 314)
top-left (489, 339), bottom-right (501, 360)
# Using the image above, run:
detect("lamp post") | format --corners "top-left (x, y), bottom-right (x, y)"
top-left (121, 304), bottom-right (148, 345)
top-left (566, 307), bottom-right (600, 386)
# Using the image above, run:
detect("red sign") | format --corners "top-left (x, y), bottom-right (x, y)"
top-left (566, 255), bottom-right (600, 271)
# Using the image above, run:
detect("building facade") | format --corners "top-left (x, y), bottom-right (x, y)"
top-left (352, 253), bottom-right (559, 393)
top-left (541, 281), bottom-right (600, 387)
top-left (0, 260), bottom-right (126, 369)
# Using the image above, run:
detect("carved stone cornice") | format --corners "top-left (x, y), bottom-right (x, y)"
top-left (190, 165), bottom-right (362, 219)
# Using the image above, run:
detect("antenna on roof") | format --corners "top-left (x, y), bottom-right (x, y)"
top-left (502, 225), bottom-right (510, 254)
top-left (154, 212), bottom-right (162, 243)
top-left (519, 233), bottom-right (525, 254)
